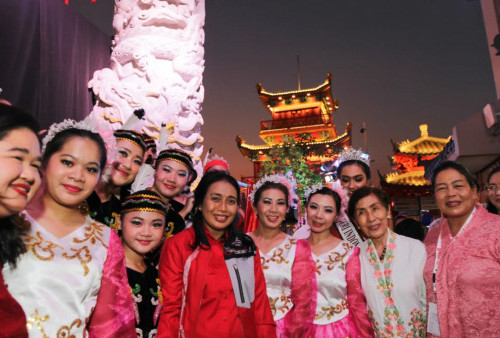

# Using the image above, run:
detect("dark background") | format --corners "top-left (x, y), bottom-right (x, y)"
top-left (1, 0), bottom-right (496, 181)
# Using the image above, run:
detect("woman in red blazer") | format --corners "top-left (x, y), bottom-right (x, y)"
top-left (158, 170), bottom-right (276, 338)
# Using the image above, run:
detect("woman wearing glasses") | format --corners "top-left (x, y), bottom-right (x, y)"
top-left (485, 167), bottom-right (500, 214)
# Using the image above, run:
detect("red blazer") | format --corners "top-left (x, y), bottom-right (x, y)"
top-left (157, 227), bottom-right (276, 338)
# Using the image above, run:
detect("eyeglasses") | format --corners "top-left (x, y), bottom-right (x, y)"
top-left (485, 184), bottom-right (500, 193)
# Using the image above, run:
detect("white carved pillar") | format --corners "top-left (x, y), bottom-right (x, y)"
top-left (88, 0), bottom-right (205, 175)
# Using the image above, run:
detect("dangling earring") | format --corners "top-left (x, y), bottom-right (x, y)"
top-left (78, 201), bottom-right (90, 216)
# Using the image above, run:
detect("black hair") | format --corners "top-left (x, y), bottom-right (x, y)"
top-left (0, 103), bottom-right (39, 141)
top-left (347, 186), bottom-right (391, 221)
top-left (42, 128), bottom-right (107, 171)
top-left (394, 218), bottom-right (426, 241)
top-left (487, 166), bottom-right (500, 183)
top-left (252, 181), bottom-right (289, 208)
top-left (337, 160), bottom-right (371, 180)
top-left (191, 171), bottom-right (255, 259)
top-left (486, 166), bottom-right (500, 214)
top-left (430, 161), bottom-right (477, 191)
top-left (192, 171), bottom-right (240, 249)
top-left (0, 104), bottom-right (40, 266)
top-left (306, 187), bottom-right (342, 215)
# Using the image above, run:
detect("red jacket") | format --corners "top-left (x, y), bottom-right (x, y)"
top-left (158, 227), bottom-right (276, 338)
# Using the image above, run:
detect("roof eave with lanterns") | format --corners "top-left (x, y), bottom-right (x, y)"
top-left (256, 73), bottom-right (338, 117)
top-left (236, 124), bottom-right (352, 161)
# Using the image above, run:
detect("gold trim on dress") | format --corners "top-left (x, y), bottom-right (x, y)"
top-left (27, 309), bottom-right (50, 338)
top-left (56, 319), bottom-right (83, 338)
top-left (25, 232), bottom-right (63, 261)
top-left (315, 299), bottom-right (348, 320)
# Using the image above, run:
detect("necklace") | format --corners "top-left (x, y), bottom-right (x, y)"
top-left (379, 245), bottom-right (387, 260)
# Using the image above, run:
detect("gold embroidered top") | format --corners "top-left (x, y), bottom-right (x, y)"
top-left (2, 213), bottom-right (111, 337)
top-left (259, 235), bottom-right (297, 321)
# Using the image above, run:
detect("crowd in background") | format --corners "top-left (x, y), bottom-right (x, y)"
top-left (0, 101), bottom-right (499, 337)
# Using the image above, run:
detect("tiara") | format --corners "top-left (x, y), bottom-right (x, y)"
top-left (249, 172), bottom-right (298, 208)
top-left (41, 119), bottom-right (98, 153)
top-left (337, 148), bottom-right (370, 167)
top-left (304, 183), bottom-right (325, 202)
top-left (203, 150), bottom-right (230, 172)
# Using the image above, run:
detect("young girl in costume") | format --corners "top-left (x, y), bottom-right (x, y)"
top-left (87, 110), bottom-right (147, 230)
top-left (287, 185), bottom-right (373, 337)
top-left (151, 148), bottom-right (197, 236)
top-left (247, 174), bottom-right (298, 336)
top-left (120, 190), bottom-right (166, 337)
top-left (158, 170), bottom-right (275, 337)
top-left (3, 120), bottom-right (135, 337)
top-left (0, 104), bottom-right (41, 337)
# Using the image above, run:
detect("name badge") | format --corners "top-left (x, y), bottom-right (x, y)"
top-left (427, 302), bottom-right (440, 336)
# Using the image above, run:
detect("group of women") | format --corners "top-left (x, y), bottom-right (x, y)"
top-left (1, 101), bottom-right (500, 337)
top-left (246, 157), bottom-right (426, 337)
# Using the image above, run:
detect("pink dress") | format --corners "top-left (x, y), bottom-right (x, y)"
top-left (286, 239), bottom-right (373, 337)
top-left (424, 206), bottom-right (500, 337)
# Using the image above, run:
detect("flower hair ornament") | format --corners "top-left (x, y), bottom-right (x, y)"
top-left (336, 148), bottom-right (370, 167)
top-left (41, 119), bottom-right (98, 153)
top-left (83, 115), bottom-right (118, 183)
top-left (249, 172), bottom-right (298, 208)
top-left (330, 180), bottom-right (348, 213)
top-left (304, 183), bottom-right (325, 203)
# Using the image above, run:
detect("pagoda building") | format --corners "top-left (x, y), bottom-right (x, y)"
top-left (236, 73), bottom-right (352, 178)
top-left (380, 124), bottom-right (450, 219)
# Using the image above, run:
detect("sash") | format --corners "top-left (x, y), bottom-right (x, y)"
top-left (336, 209), bottom-right (363, 246)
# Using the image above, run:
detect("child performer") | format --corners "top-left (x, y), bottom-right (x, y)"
top-left (120, 190), bottom-right (167, 337)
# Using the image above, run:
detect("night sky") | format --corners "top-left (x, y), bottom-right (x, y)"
top-left (71, 0), bottom-right (496, 182)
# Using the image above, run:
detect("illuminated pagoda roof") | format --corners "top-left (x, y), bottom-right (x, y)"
top-left (256, 73), bottom-right (338, 116)
top-left (236, 124), bottom-right (352, 162)
top-left (236, 73), bottom-right (351, 177)
top-left (381, 124), bottom-right (450, 195)
top-left (395, 124), bottom-right (451, 156)
top-left (385, 171), bottom-right (429, 186)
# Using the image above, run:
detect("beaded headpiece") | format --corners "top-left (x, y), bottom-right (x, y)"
top-left (41, 119), bottom-right (98, 153)
top-left (114, 129), bottom-right (147, 152)
top-left (304, 183), bottom-right (325, 203)
top-left (155, 148), bottom-right (197, 185)
top-left (121, 189), bottom-right (167, 216)
top-left (142, 134), bottom-right (157, 154)
top-left (249, 172), bottom-right (298, 208)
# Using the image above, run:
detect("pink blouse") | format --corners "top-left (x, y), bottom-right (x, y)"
top-left (424, 206), bottom-right (500, 337)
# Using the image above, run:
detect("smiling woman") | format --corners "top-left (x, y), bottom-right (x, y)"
top-left (0, 103), bottom-right (41, 337)
top-left (246, 175), bottom-right (297, 337)
top-left (423, 161), bottom-right (500, 337)
top-left (158, 171), bottom-right (275, 337)
top-left (286, 186), bottom-right (373, 337)
top-left (348, 187), bottom-right (426, 337)
top-left (2, 121), bottom-right (136, 337)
